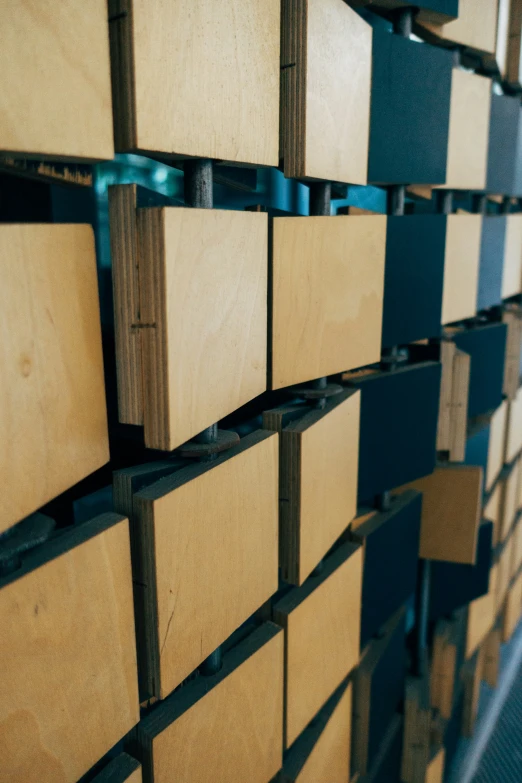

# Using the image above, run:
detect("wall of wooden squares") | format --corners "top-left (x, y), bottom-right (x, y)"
top-left (2, 1), bottom-right (522, 782)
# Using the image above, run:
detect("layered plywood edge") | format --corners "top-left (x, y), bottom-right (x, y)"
top-left (280, 0), bottom-right (371, 184)
top-left (273, 541), bottom-right (363, 747)
top-left (436, 339), bottom-right (470, 460)
top-left (109, 192), bottom-right (269, 450)
top-left (131, 623), bottom-right (284, 783)
top-left (416, 0), bottom-right (499, 56)
top-left (483, 624), bottom-right (502, 687)
top-left (109, 0), bottom-right (280, 165)
top-left (113, 430), bottom-right (279, 700)
top-left (486, 400), bottom-right (508, 492)
top-left (0, 223), bottom-right (109, 535)
top-left (502, 307), bottom-right (522, 400)
top-left (506, 0), bottom-right (522, 86)
top-left (262, 388), bottom-right (360, 585)
top-left (431, 618), bottom-right (458, 721)
top-left (0, 0), bottom-right (113, 160)
top-left (271, 215), bottom-right (387, 389)
top-left (0, 514), bottom-right (139, 783)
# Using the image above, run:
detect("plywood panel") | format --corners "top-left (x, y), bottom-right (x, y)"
top-left (0, 0), bottom-right (113, 160)
top-left (466, 564), bottom-right (498, 658)
top-left (110, 0), bottom-right (279, 166)
top-left (486, 400), bottom-right (508, 491)
top-left (404, 465), bottom-right (483, 564)
top-left (502, 214), bottom-right (522, 299)
top-left (418, 0), bottom-right (498, 54)
top-left (125, 431), bottom-right (279, 698)
top-left (441, 215), bottom-right (482, 324)
top-left (0, 224), bottom-right (109, 534)
top-left (507, 0), bottom-right (522, 85)
top-left (136, 624), bottom-right (283, 783)
top-left (281, 0), bottom-right (371, 184)
top-left (483, 625), bottom-right (502, 687)
top-left (273, 542), bottom-right (363, 747)
top-left (484, 483), bottom-right (502, 546)
top-left (500, 462), bottom-right (519, 541)
top-left (503, 569), bottom-right (522, 641)
top-left (442, 70), bottom-right (491, 190)
top-left (0, 514), bottom-right (139, 783)
top-left (431, 619), bottom-right (457, 720)
top-left (271, 216), bottom-right (386, 389)
top-left (263, 390), bottom-right (360, 585)
top-left (137, 207), bottom-right (267, 450)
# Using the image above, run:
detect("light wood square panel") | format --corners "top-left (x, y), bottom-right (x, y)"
top-left (109, 0), bottom-right (279, 166)
top-left (503, 568), bottom-right (522, 642)
top-left (263, 389), bottom-right (360, 586)
top-left (0, 0), bottom-right (113, 160)
top-left (441, 215), bottom-right (482, 325)
top-left (499, 461), bottom-right (519, 541)
top-left (137, 207), bottom-right (268, 450)
top-left (114, 431), bottom-right (279, 699)
top-left (403, 465), bottom-right (483, 564)
top-left (0, 224), bottom-right (109, 534)
top-left (271, 216), bottom-right (387, 389)
top-left (417, 0), bottom-right (499, 55)
top-left (273, 541), bottom-right (363, 747)
top-left (441, 70), bottom-right (491, 191)
top-left (487, 400), bottom-right (508, 491)
top-left (502, 214), bottom-right (522, 299)
top-left (280, 680), bottom-right (352, 783)
top-left (134, 623), bottom-right (283, 783)
top-left (0, 514), bottom-right (139, 783)
top-left (281, 0), bottom-right (371, 184)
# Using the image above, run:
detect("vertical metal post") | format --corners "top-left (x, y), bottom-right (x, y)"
top-left (502, 196), bottom-right (512, 215)
top-left (436, 190), bottom-right (454, 215)
top-left (184, 159), bottom-right (213, 209)
top-left (393, 8), bottom-right (414, 38)
top-left (473, 194), bottom-right (487, 215)
top-left (387, 185), bottom-right (406, 217)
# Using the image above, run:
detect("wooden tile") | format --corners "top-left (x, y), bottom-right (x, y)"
top-left (137, 207), bottom-right (268, 450)
top-left (484, 483), bottom-right (502, 546)
top-left (271, 216), bottom-right (386, 390)
top-left (369, 30), bottom-right (452, 185)
top-left (115, 430), bottom-right (279, 699)
top-left (483, 625), bottom-right (502, 687)
top-left (273, 541), bottom-right (363, 747)
top-left (496, 536), bottom-right (514, 611)
top-left (281, 0), bottom-right (371, 184)
top-left (0, 224), bottom-right (109, 534)
top-left (477, 216), bottom-right (506, 311)
top-left (462, 648), bottom-right (484, 738)
top-left (502, 568), bottom-right (522, 641)
top-left (0, 0), bottom-right (113, 160)
top-left (499, 461), bottom-right (519, 541)
top-left (404, 465), bottom-right (483, 564)
top-left (109, 0), bottom-right (279, 166)
top-left (486, 93), bottom-right (521, 196)
top-left (487, 400), bottom-right (508, 491)
top-left (401, 675), bottom-right (431, 783)
top-left (453, 322), bottom-right (507, 419)
top-left (426, 749), bottom-right (445, 783)
top-left (0, 514), bottom-right (139, 783)
top-left (280, 680), bottom-right (352, 783)
top-left (502, 214), bottom-right (522, 299)
top-left (91, 754), bottom-right (141, 783)
top-left (134, 623), bottom-right (283, 783)
top-left (441, 215), bottom-right (482, 325)
top-left (263, 389), bottom-right (360, 585)
top-left (466, 563), bottom-right (498, 658)
top-left (436, 340), bottom-right (470, 460)
top-left (417, 0), bottom-right (499, 55)
top-left (507, 0), bottom-right (522, 86)
top-left (502, 306), bottom-right (522, 400)
top-left (345, 362), bottom-right (440, 502)
top-left (431, 619), bottom-right (458, 720)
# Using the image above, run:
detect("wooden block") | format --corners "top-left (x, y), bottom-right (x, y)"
top-left (450, 348), bottom-right (471, 462)
top-left (0, 514), bottom-right (139, 783)
top-left (109, 0), bottom-right (280, 166)
top-left (483, 625), bottom-right (502, 687)
top-left (431, 619), bottom-right (458, 720)
top-left (477, 216), bottom-right (507, 311)
top-left (352, 608), bottom-right (406, 776)
top-left (0, 0), bottom-right (113, 160)
top-left (428, 521), bottom-right (493, 621)
top-left (114, 430), bottom-right (279, 699)
top-left (401, 675), bottom-right (431, 783)
top-left (487, 93), bottom-right (521, 196)
top-left (499, 461), bottom-right (519, 541)
top-left (453, 322), bottom-right (508, 419)
top-left (279, 680), bottom-right (352, 783)
top-left (503, 568), bottom-right (522, 641)
top-left (502, 214), bottom-right (522, 299)
top-left (263, 389), bottom-right (360, 585)
top-left (405, 465), bottom-right (483, 564)
top-left (488, 400), bottom-right (509, 490)
top-left (441, 215), bottom-right (482, 325)
top-left (417, 0), bottom-right (499, 55)
top-left (382, 216), bottom-right (445, 348)
top-left (91, 754), bottom-right (141, 783)
top-left (281, 0), bottom-right (371, 184)
top-left (507, 0), bottom-right (522, 85)
top-left (426, 748), bottom-right (445, 783)
top-left (502, 307), bottom-right (522, 400)
top-left (351, 490), bottom-right (421, 648)
top-left (439, 70), bottom-right (491, 191)
top-left (462, 648), bottom-right (484, 738)
top-left (136, 207), bottom-right (267, 450)
top-left (133, 623), bottom-right (283, 783)
top-left (369, 29), bottom-right (452, 185)
top-left (466, 562), bottom-right (498, 658)
top-left (497, 0), bottom-right (511, 77)
top-left (345, 362), bottom-right (441, 502)
top-left (271, 216), bottom-right (386, 390)
top-left (273, 541), bottom-right (363, 747)
top-left (437, 340), bottom-right (456, 451)
top-left (485, 483), bottom-right (502, 546)
top-left (0, 224), bottom-right (109, 534)
top-left (496, 535), bottom-right (515, 611)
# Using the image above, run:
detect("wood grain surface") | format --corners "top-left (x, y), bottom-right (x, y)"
top-left (0, 224), bottom-right (109, 534)
top-left (441, 215), bottom-right (482, 325)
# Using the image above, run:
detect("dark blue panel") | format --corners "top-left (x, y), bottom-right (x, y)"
top-left (464, 425), bottom-right (491, 478)
top-left (487, 94), bottom-right (520, 195)
top-left (369, 29), bottom-right (452, 185)
top-left (382, 215), bottom-right (446, 348)
top-left (477, 216), bottom-right (506, 312)
top-left (349, 362), bottom-right (441, 502)
top-left (453, 323), bottom-right (507, 418)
